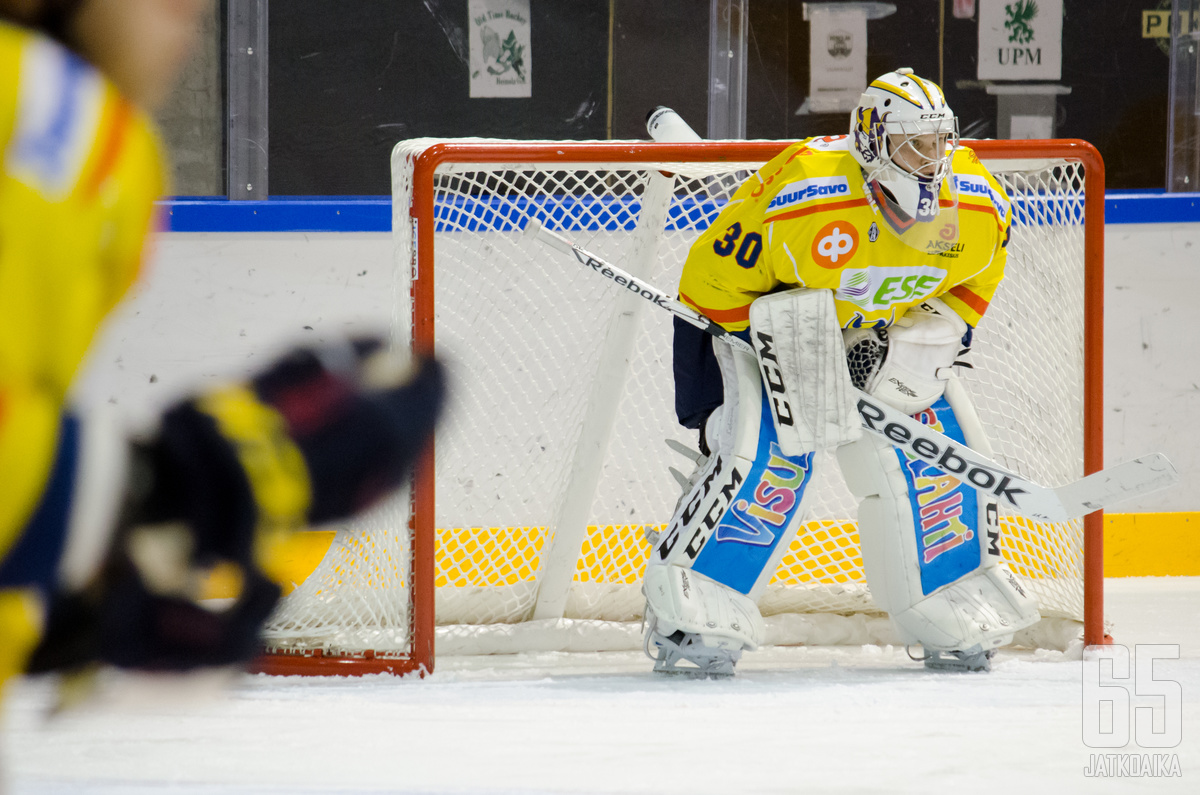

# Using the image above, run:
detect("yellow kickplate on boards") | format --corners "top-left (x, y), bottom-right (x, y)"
top-left (200, 512), bottom-right (1199, 600)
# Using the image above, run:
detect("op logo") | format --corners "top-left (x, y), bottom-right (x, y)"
top-left (812, 221), bottom-right (859, 268)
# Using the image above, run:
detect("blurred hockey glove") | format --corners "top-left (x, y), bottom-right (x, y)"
top-left (140, 338), bottom-right (445, 567)
top-left (27, 339), bottom-right (445, 674)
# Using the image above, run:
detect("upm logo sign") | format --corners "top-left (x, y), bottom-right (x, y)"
top-left (835, 265), bottom-right (946, 311)
top-left (767, 176), bottom-right (851, 212)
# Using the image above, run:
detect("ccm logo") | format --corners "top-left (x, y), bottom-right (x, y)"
top-left (754, 332), bottom-right (795, 427)
top-left (659, 456), bottom-right (744, 561)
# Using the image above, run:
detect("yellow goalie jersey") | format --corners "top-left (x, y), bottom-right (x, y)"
top-left (679, 135), bottom-right (1012, 332)
top-left (0, 23), bottom-right (164, 680)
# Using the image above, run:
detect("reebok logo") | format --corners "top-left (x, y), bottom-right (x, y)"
top-left (857, 397), bottom-right (1030, 507)
top-left (572, 249), bottom-right (670, 307)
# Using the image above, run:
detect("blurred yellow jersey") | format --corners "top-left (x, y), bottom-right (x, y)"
top-left (679, 135), bottom-right (1012, 332)
top-left (0, 23), bottom-right (164, 678)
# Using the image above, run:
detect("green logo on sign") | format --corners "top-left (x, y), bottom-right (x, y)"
top-left (1004, 0), bottom-right (1038, 44)
top-left (481, 26), bottom-right (526, 81)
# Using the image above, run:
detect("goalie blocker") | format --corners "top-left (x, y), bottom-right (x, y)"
top-left (646, 289), bottom-right (1037, 675)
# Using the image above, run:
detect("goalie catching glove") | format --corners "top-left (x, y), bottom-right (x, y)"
top-left (843, 298), bottom-right (970, 415)
top-left (26, 339), bottom-right (445, 674)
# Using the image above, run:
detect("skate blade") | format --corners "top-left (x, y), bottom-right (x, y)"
top-left (923, 647), bottom-right (994, 673)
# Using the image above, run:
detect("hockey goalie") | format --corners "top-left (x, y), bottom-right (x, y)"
top-left (642, 69), bottom-right (1040, 676)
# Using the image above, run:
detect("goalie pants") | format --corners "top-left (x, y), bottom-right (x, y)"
top-left (672, 315), bottom-right (727, 432)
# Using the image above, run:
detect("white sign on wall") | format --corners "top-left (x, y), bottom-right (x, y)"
top-left (469, 0), bottom-right (531, 98)
top-left (808, 5), bottom-right (868, 113)
top-left (977, 0), bottom-right (1062, 80)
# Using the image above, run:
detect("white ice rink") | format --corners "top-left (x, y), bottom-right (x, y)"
top-left (4, 578), bottom-right (1198, 794)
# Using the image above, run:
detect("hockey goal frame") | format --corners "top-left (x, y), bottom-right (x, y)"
top-left (252, 138), bottom-right (1106, 677)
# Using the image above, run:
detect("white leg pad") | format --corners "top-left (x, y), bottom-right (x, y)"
top-left (890, 564), bottom-right (1040, 653)
top-left (643, 564), bottom-right (764, 652)
top-left (836, 390), bottom-right (1040, 659)
top-left (651, 341), bottom-right (761, 570)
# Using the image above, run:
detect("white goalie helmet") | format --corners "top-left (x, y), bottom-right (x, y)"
top-left (850, 68), bottom-right (960, 226)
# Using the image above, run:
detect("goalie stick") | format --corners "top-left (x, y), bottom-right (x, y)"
top-left (523, 218), bottom-right (1179, 523)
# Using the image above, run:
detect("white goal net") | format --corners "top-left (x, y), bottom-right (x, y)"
top-left (258, 139), bottom-right (1102, 673)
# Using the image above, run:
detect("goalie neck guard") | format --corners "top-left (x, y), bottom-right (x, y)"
top-left (850, 68), bottom-right (960, 252)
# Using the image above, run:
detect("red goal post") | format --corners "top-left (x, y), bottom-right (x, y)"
top-left (253, 138), bottom-right (1105, 677)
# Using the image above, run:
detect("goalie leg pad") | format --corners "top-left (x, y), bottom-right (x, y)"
top-left (642, 564), bottom-right (765, 677)
top-left (652, 340), bottom-right (816, 599)
top-left (892, 564), bottom-right (1039, 665)
top-left (837, 389), bottom-right (1039, 662)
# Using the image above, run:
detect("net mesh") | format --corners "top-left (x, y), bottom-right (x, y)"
top-left (259, 140), bottom-right (1090, 661)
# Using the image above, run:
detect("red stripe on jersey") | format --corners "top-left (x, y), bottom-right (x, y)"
top-left (948, 284), bottom-right (989, 316)
top-left (764, 197), bottom-right (870, 224)
top-left (957, 200), bottom-right (1001, 222)
top-left (680, 292), bottom-right (751, 325)
top-left (81, 99), bottom-right (132, 201)
top-left (876, 189), bottom-right (915, 234)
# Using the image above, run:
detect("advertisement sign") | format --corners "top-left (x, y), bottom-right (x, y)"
top-left (469, 0), bottom-right (531, 98)
top-left (808, 5), bottom-right (868, 113)
top-left (977, 0), bottom-right (1063, 80)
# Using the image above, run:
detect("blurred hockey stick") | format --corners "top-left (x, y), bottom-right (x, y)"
top-left (523, 218), bottom-right (1179, 523)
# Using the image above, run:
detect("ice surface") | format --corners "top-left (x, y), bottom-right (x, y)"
top-left (5, 578), bottom-right (1199, 794)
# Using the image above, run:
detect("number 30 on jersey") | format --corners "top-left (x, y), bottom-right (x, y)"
top-left (713, 222), bottom-right (763, 269)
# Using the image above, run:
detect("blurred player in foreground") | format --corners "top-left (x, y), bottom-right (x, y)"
top-left (0, 0), bottom-right (444, 698)
top-left (643, 69), bottom-right (1038, 676)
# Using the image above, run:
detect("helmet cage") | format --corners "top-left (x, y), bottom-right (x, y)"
top-left (880, 116), bottom-right (960, 187)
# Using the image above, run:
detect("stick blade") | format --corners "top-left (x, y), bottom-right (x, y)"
top-left (522, 217), bottom-right (543, 240)
top-left (1053, 453), bottom-right (1180, 518)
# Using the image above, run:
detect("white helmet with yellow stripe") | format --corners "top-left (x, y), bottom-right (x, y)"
top-left (850, 68), bottom-right (960, 230)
